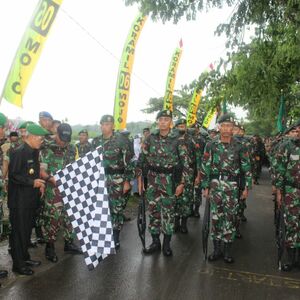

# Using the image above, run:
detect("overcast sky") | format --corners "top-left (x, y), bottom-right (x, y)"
top-left (0, 0), bottom-right (246, 126)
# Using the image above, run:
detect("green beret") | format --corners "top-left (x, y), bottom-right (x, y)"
top-left (100, 115), bottom-right (114, 124)
top-left (156, 109), bottom-right (172, 120)
top-left (18, 121), bottom-right (34, 129)
top-left (0, 113), bottom-right (7, 127)
top-left (27, 123), bottom-right (49, 136)
top-left (217, 113), bottom-right (235, 124)
top-left (175, 118), bottom-right (186, 127)
top-left (79, 129), bottom-right (88, 135)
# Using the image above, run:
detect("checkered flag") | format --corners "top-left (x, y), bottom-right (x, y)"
top-left (54, 147), bottom-right (115, 270)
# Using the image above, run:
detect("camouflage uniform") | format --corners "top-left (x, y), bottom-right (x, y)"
top-left (40, 141), bottom-right (77, 243)
top-left (75, 141), bottom-right (92, 158)
top-left (0, 137), bottom-right (7, 236)
top-left (92, 133), bottom-right (133, 231)
top-left (252, 137), bottom-right (265, 183)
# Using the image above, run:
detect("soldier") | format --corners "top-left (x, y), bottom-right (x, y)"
top-left (201, 114), bottom-right (252, 263)
top-left (137, 110), bottom-right (189, 256)
top-left (8, 123), bottom-right (48, 275)
top-left (92, 115), bottom-right (133, 249)
top-left (39, 111), bottom-right (54, 133)
top-left (252, 135), bottom-right (266, 184)
top-left (75, 129), bottom-right (92, 157)
top-left (40, 123), bottom-right (81, 262)
top-left (274, 119), bottom-right (300, 271)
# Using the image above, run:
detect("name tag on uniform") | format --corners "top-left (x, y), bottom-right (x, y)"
top-left (290, 154), bottom-right (299, 161)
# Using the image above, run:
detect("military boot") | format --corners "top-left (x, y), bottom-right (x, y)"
top-left (113, 229), bottom-right (121, 250)
top-left (162, 234), bottom-right (173, 256)
top-left (282, 248), bottom-right (296, 272)
top-left (45, 242), bottom-right (58, 263)
top-left (143, 234), bottom-right (161, 254)
top-left (194, 205), bottom-right (200, 218)
top-left (180, 217), bottom-right (188, 234)
top-left (208, 240), bottom-right (222, 262)
top-left (224, 243), bottom-right (234, 263)
top-left (174, 216), bottom-right (181, 233)
top-left (64, 240), bottom-right (83, 254)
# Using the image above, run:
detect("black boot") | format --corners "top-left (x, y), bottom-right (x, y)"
top-left (113, 229), bottom-right (121, 250)
top-left (180, 217), bottom-right (188, 234)
top-left (64, 240), bottom-right (83, 254)
top-left (208, 240), bottom-right (222, 261)
top-left (224, 243), bottom-right (234, 263)
top-left (45, 242), bottom-right (58, 263)
top-left (189, 204), bottom-right (194, 217)
top-left (162, 234), bottom-right (173, 256)
top-left (143, 234), bottom-right (161, 254)
top-left (194, 205), bottom-right (200, 218)
top-left (282, 248), bottom-right (296, 272)
top-left (174, 216), bottom-right (181, 233)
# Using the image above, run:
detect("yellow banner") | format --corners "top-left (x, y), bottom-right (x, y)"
top-left (163, 46), bottom-right (183, 111)
top-left (1, 0), bottom-right (63, 107)
top-left (113, 13), bottom-right (147, 130)
top-left (202, 107), bottom-right (217, 129)
top-left (186, 88), bottom-right (202, 127)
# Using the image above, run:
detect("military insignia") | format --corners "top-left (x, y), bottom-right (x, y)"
top-left (166, 110), bottom-right (170, 115)
top-left (29, 168), bottom-right (34, 175)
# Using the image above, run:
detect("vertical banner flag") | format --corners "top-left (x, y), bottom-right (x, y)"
top-left (113, 13), bottom-right (147, 131)
top-left (202, 107), bottom-right (217, 129)
top-left (277, 92), bottom-right (286, 133)
top-left (186, 88), bottom-right (202, 127)
top-left (163, 39), bottom-right (183, 111)
top-left (1, 0), bottom-right (63, 107)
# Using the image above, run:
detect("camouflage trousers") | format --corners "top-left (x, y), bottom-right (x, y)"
top-left (283, 186), bottom-right (300, 249)
top-left (193, 186), bottom-right (202, 206)
top-left (146, 171), bottom-right (175, 235)
top-left (106, 174), bottom-right (126, 231)
top-left (209, 179), bottom-right (239, 243)
top-left (175, 171), bottom-right (194, 218)
top-left (42, 187), bottom-right (75, 243)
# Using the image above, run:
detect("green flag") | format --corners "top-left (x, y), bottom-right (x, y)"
top-left (277, 94), bottom-right (286, 133)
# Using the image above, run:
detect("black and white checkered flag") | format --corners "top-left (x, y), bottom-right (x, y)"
top-left (54, 147), bottom-right (115, 270)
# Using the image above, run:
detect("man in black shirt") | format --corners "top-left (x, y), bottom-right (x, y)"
top-left (8, 123), bottom-right (48, 275)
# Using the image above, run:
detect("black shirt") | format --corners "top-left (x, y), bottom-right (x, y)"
top-left (8, 142), bottom-right (40, 209)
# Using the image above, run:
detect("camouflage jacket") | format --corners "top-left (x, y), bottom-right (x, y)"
top-left (92, 133), bottom-right (134, 181)
top-left (75, 142), bottom-right (92, 158)
top-left (137, 130), bottom-right (189, 184)
top-left (201, 136), bottom-right (252, 189)
top-left (274, 137), bottom-right (300, 190)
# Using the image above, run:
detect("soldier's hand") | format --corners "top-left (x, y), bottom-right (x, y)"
top-left (175, 183), bottom-right (184, 197)
top-left (33, 179), bottom-right (46, 189)
top-left (203, 188), bottom-right (209, 199)
top-left (242, 188), bottom-right (249, 199)
top-left (137, 176), bottom-right (144, 195)
top-left (276, 190), bottom-right (282, 208)
top-left (194, 174), bottom-right (201, 186)
top-left (123, 180), bottom-right (131, 194)
top-left (40, 185), bottom-right (45, 198)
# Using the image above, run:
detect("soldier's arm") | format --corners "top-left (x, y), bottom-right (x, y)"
top-left (200, 142), bottom-right (213, 189)
top-left (240, 145), bottom-right (252, 189)
top-left (274, 141), bottom-right (288, 191)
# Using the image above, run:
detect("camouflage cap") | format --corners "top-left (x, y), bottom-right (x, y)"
top-left (217, 113), bottom-right (235, 124)
top-left (0, 112), bottom-right (7, 127)
top-left (18, 121), bottom-right (34, 129)
top-left (79, 129), bottom-right (88, 135)
top-left (100, 115), bottom-right (114, 124)
top-left (27, 123), bottom-right (49, 136)
top-left (175, 118), bottom-right (186, 127)
top-left (143, 127), bottom-right (150, 132)
top-left (57, 123), bottom-right (72, 142)
top-left (156, 109), bottom-right (172, 120)
top-left (39, 111), bottom-right (53, 120)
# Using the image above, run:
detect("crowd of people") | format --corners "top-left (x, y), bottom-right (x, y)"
top-left (0, 109), bottom-right (299, 285)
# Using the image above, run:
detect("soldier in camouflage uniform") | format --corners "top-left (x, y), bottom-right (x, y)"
top-left (274, 119), bottom-right (300, 272)
top-left (252, 135), bottom-right (266, 184)
top-left (40, 123), bottom-right (81, 262)
top-left (75, 129), bottom-right (92, 157)
top-left (137, 110), bottom-right (189, 256)
top-left (201, 114), bottom-right (252, 263)
top-left (92, 115), bottom-right (133, 249)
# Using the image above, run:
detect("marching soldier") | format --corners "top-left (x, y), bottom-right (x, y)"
top-left (92, 115), bottom-right (134, 249)
top-left (75, 129), bottom-right (92, 157)
top-left (137, 110), bottom-right (189, 256)
top-left (201, 114), bottom-right (252, 263)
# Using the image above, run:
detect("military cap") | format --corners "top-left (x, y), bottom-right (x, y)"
top-left (0, 113), bottom-right (7, 127)
top-left (121, 129), bottom-right (130, 136)
top-left (79, 129), bottom-right (88, 135)
top-left (156, 109), bottom-right (172, 120)
top-left (217, 113), bottom-right (235, 124)
top-left (27, 123), bottom-right (49, 136)
top-left (57, 123), bottom-right (72, 142)
top-left (39, 111), bottom-right (53, 120)
top-left (100, 115), bottom-right (114, 124)
top-left (9, 131), bottom-right (18, 138)
top-left (143, 127), bottom-right (150, 133)
top-left (175, 118), bottom-right (186, 127)
top-left (18, 121), bottom-right (34, 129)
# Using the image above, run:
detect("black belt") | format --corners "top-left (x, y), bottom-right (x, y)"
top-left (105, 168), bottom-right (125, 175)
top-left (211, 174), bottom-right (239, 182)
top-left (148, 166), bottom-right (174, 174)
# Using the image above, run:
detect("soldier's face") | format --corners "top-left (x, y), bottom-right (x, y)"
top-left (79, 133), bottom-right (88, 143)
top-left (100, 122), bottom-right (114, 136)
top-left (288, 129), bottom-right (298, 138)
top-left (219, 122), bottom-right (234, 137)
top-left (29, 135), bottom-right (44, 149)
top-left (157, 117), bottom-right (172, 130)
top-left (39, 118), bottom-right (53, 131)
top-left (232, 126), bottom-right (240, 135)
top-left (177, 124), bottom-right (186, 132)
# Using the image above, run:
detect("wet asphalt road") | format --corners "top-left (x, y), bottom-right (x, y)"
top-left (0, 168), bottom-right (299, 300)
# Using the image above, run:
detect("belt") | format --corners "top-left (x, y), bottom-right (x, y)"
top-left (105, 168), bottom-right (125, 175)
top-left (148, 166), bottom-right (174, 174)
top-left (211, 174), bottom-right (239, 182)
